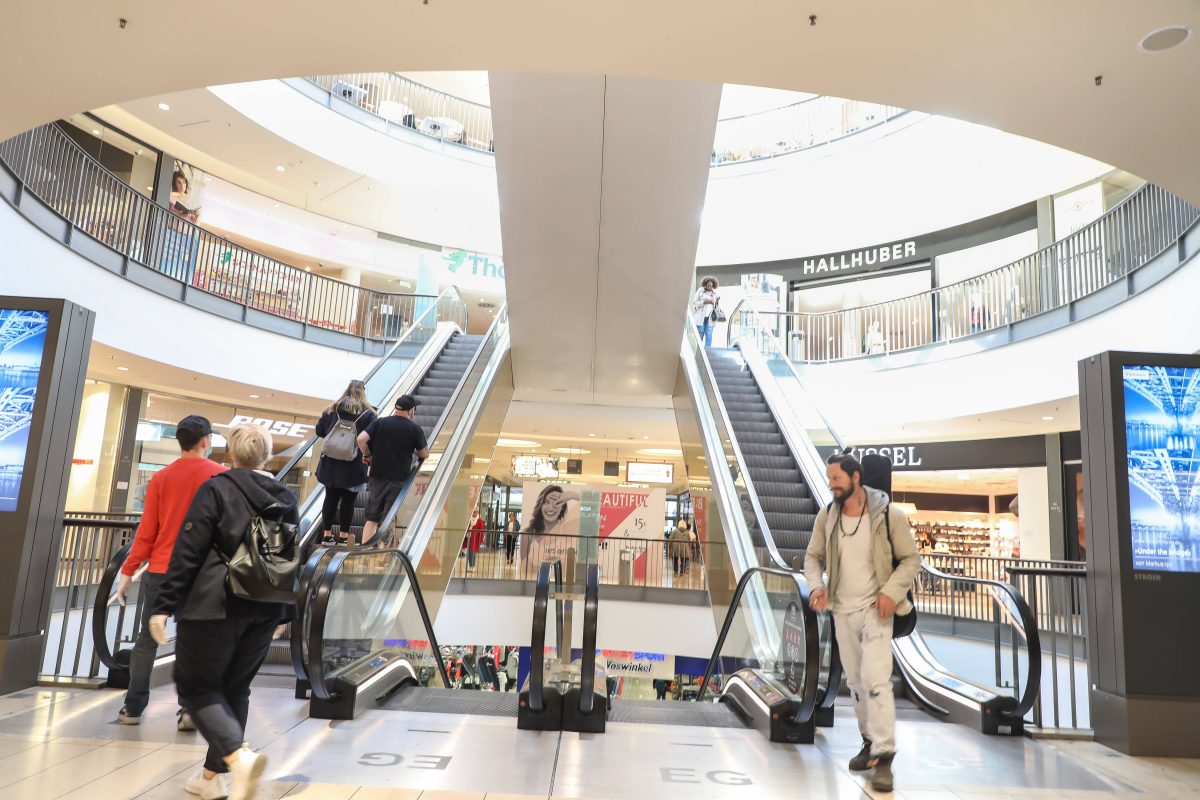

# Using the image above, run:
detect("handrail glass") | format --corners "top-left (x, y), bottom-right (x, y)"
top-left (696, 566), bottom-right (835, 723)
top-left (713, 96), bottom-right (909, 165)
top-left (306, 547), bottom-right (450, 703)
top-left (729, 182), bottom-right (1200, 363)
top-left (276, 286), bottom-right (469, 550)
top-left (304, 73), bottom-right (494, 154)
top-left (0, 123), bottom-right (442, 340)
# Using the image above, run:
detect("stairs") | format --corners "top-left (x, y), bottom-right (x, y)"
top-left (706, 348), bottom-right (819, 569)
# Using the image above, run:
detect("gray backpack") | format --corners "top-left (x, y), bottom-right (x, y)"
top-left (323, 410), bottom-right (366, 461)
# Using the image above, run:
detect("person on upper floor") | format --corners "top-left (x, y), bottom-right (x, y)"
top-left (314, 380), bottom-right (377, 545)
top-left (692, 276), bottom-right (721, 348)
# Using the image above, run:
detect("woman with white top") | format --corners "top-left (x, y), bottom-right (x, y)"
top-left (692, 277), bottom-right (720, 347)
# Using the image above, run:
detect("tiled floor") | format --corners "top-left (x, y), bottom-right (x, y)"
top-left (0, 684), bottom-right (1194, 799)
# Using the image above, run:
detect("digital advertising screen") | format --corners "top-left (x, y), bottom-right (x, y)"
top-left (0, 309), bottom-right (50, 512)
top-left (1122, 364), bottom-right (1200, 572)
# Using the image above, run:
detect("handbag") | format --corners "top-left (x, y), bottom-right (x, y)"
top-left (213, 474), bottom-right (300, 604)
top-left (710, 307), bottom-right (727, 323)
top-left (883, 505), bottom-right (918, 638)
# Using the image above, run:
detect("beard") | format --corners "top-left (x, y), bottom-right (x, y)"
top-left (832, 485), bottom-right (854, 503)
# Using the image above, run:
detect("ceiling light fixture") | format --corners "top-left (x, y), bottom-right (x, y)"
top-left (91, 129), bottom-right (100, 136)
top-left (497, 438), bottom-right (540, 448)
top-left (275, 165), bottom-right (286, 172)
top-left (249, 394), bottom-right (260, 399)
top-left (116, 366), bottom-right (129, 371)
top-left (550, 448), bottom-right (591, 455)
top-left (638, 448), bottom-right (683, 457)
top-left (1139, 25), bottom-right (1192, 53)
top-left (1042, 416), bottom-right (1054, 421)
top-left (587, 433), bottom-right (596, 437)
top-left (158, 103), bottom-right (170, 111)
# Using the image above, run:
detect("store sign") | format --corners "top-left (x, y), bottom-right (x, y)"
top-left (626, 462), bottom-right (674, 484)
top-left (512, 455), bottom-right (559, 479)
top-left (852, 445), bottom-right (924, 467)
top-left (797, 239), bottom-right (920, 281)
top-left (819, 435), bottom-right (1048, 471)
top-left (600, 650), bottom-right (674, 679)
top-left (221, 415), bottom-right (314, 439)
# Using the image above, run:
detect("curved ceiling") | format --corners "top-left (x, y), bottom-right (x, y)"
top-left (2, 2), bottom-right (1199, 204)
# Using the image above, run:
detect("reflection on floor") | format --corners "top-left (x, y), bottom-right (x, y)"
top-left (0, 682), bottom-right (1194, 799)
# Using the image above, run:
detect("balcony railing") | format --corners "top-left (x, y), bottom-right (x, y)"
top-left (305, 73), bottom-right (494, 153)
top-left (0, 123), bottom-right (458, 341)
top-left (730, 182), bottom-right (1200, 362)
top-left (712, 95), bottom-right (909, 165)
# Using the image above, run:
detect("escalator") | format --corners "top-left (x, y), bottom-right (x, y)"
top-left (699, 306), bottom-right (1045, 736)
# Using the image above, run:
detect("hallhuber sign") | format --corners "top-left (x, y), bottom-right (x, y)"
top-left (800, 240), bottom-right (919, 279)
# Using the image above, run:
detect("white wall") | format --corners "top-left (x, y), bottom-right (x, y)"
top-left (434, 592), bottom-right (718, 658)
top-left (1, 198), bottom-right (376, 398)
top-left (1017, 467), bottom-right (1052, 560)
top-left (697, 115), bottom-right (1112, 266)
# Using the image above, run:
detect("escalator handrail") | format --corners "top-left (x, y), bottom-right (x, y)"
top-left (529, 558), bottom-right (563, 712)
top-left (685, 321), bottom-right (790, 572)
top-left (917, 560), bottom-right (1042, 718)
top-left (89, 531), bottom-right (141, 672)
top-left (306, 546), bottom-right (450, 702)
top-left (727, 302), bottom-right (846, 450)
top-left (289, 547), bottom-right (337, 682)
top-left (696, 566), bottom-right (827, 727)
top-left (273, 284), bottom-right (465, 483)
top-left (578, 562), bottom-right (600, 714)
top-left (379, 305), bottom-right (509, 547)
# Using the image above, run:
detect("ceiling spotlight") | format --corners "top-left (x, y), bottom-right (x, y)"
top-left (275, 165), bottom-right (286, 172)
top-left (116, 366), bottom-right (129, 371)
top-left (1042, 416), bottom-right (1054, 421)
top-left (588, 433), bottom-right (597, 437)
top-left (249, 394), bottom-right (260, 399)
top-left (158, 103), bottom-right (170, 111)
top-left (272, 202), bottom-right (281, 208)
top-left (91, 129), bottom-right (101, 136)
top-left (1139, 25), bottom-right (1192, 53)
top-left (136, 148), bottom-right (144, 155)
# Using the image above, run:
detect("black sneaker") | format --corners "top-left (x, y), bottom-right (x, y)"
top-left (116, 706), bottom-right (141, 725)
top-left (848, 738), bottom-right (872, 771)
top-left (870, 753), bottom-right (895, 793)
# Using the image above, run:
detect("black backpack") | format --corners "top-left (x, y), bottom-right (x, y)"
top-left (213, 473), bottom-right (300, 604)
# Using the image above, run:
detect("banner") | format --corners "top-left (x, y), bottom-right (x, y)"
top-left (520, 482), bottom-right (666, 571)
top-left (600, 650), bottom-right (675, 680)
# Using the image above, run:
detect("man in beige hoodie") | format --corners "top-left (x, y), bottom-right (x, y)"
top-left (804, 452), bottom-right (921, 794)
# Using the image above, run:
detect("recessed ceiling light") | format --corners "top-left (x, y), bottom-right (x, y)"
top-left (550, 448), bottom-right (591, 455)
top-left (146, 186), bottom-right (153, 191)
top-left (638, 448), bottom-right (683, 457)
top-left (272, 202), bottom-right (281, 208)
top-left (1042, 415), bottom-right (1054, 421)
top-left (1139, 25), bottom-right (1192, 53)
top-left (587, 433), bottom-right (596, 437)
top-left (275, 165), bottom-right (286, 172)
top-left (136, 148), bottom-right (144, 155)
top-left (91, 129), bottom-right (100, 136)
top-left (497, 438), bottom-right (540, 448)
top-left (116, 366), bottom-right (129, 371)
top-left (158, 103), bottom-right (170, 111)
top-left (249, 394), bottom-right (260, 399)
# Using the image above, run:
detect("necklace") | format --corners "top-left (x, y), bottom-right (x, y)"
top-left (837, 491), bottom-right (867, 537)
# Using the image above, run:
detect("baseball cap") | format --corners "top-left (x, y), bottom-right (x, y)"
top-left (175, 415), bottom-right (213, 441)
top-left (396, 394), bottom-right (421, 411)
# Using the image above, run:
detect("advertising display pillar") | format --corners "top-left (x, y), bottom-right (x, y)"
top-left (1079, 351), bottom-right (1200, 756)
top-left (0, 297), bottom-right (94, 692)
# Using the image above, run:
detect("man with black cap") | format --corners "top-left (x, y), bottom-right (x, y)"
top-left (115, 415), bottom-right (227, 729)
top-left (357, 394), bottom-right (429, 547)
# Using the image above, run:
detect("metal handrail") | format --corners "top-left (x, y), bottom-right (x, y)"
top-left (684, 321), bottom-right (789, 572)
top-left (731, 182), bottom-right (1199, 363)
top-left (305, 546), bottom-right (450, 702)
top-left (303, 73), bottom-right (494, 153)
top-left (695, 566), bottom-right (828, 728)
top-left (0, 123), bottom-right (444, 340)
top-left (578, 562), bottom-right (601, 715)
top-left (528, 558), bottom-right (564, 713)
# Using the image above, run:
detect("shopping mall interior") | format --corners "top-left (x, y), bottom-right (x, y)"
top-left (0, 3), bottom-right (1199, 799)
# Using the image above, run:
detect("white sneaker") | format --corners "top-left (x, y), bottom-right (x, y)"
top-left (227, 747), bottom-right (268, 800)
top-left (184, 770), bottom-right (229, 799)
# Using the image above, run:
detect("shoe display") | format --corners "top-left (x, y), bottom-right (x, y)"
top-left (848, 737), bottom-right (872, 771)
top-left (177, 708), bottom-right (197, 732)
top-left (184, 771), bottom-right (229, 800)
top-left (870, 753), bottom-right (895, 793)
top-left (116, 706), bottom-right (140, 725)
top-left (227, 746), bottom-right (268, 800)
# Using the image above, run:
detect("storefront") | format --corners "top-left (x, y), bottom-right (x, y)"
top-left (65, 380), bottom-right (320, 514)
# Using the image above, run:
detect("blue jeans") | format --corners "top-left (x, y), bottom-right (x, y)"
top-left (697, 318), bottom-right (713, 347)
top-left (123, 571), bottom-right (165, 715)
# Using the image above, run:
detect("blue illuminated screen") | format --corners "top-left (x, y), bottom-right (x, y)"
top-left (1123, 365), bottom-right (1200, 572)
top-left (0, 309), bottom-right (50, 512)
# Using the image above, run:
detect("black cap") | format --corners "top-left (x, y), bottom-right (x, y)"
top-left (176, 415), bottom-right (213, 440)
top-left (396, 394), bottom-right (420, 411)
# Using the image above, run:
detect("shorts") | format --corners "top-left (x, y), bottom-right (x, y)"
top-left (366, 476), bottom-right (408, 523)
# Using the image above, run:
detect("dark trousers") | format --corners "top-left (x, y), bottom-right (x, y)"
top-left (123, 571), bottom-right (165, 715)
top-left (321, 487), bottom-right (357, 536)
top-left (505, 531), bottom-right (517, 562)
top-left (175, 617), bottom-right (277, 773)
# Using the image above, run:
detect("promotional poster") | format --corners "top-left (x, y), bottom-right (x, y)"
top-left (0, 309), bottom-right (49, 513)
top-left (1123, 365), bottom-right (1200, 573)
top-left (519, 482), bottom-right (666, 570)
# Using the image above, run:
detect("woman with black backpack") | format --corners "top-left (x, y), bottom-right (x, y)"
top-left (148, 424), bottom-right (299, 800)
top-left (314, 380), bottom-right (377, 544)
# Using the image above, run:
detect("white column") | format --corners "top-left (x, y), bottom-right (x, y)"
top-left (1017, 466), bottom-right (1052, 559)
